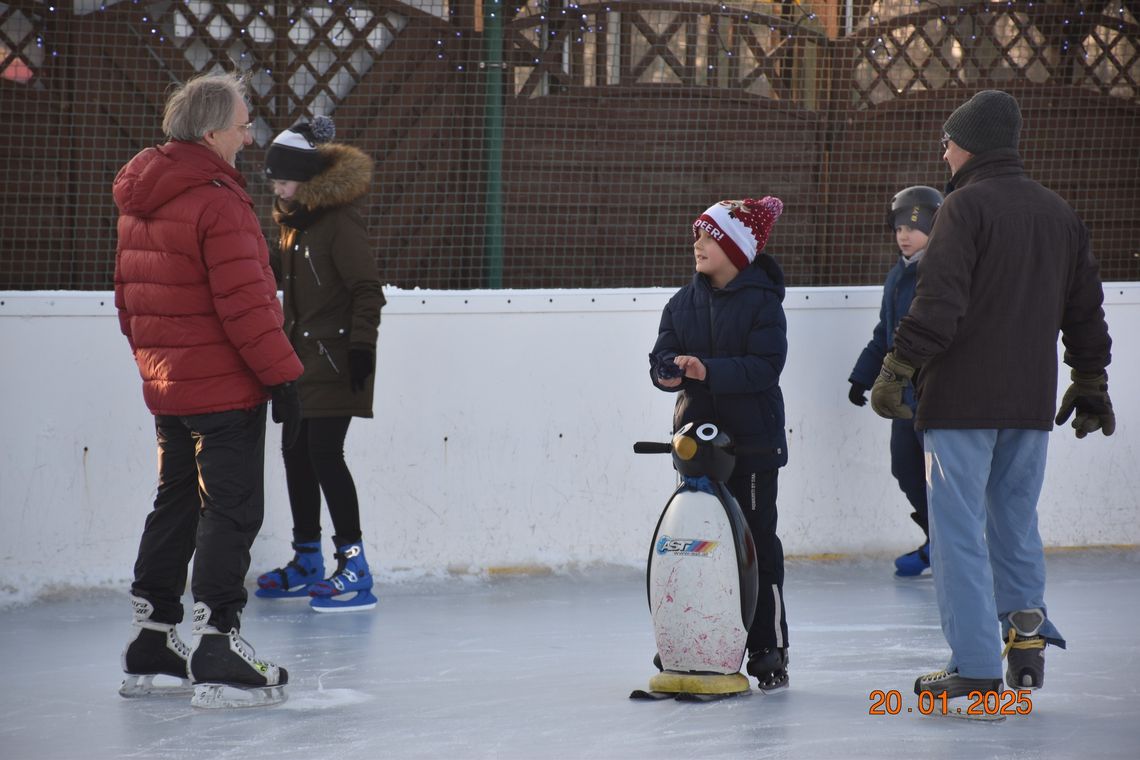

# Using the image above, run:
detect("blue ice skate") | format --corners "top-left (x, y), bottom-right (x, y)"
top-left (255, 541), bottom-right (325, 598)
top-left (894, 540), bottom-right (930, 577)
top-left (309, 541), bottom-right (378, 612)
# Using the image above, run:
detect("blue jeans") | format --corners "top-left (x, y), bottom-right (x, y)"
top-left (924, 428), bottom-right (1065, 679)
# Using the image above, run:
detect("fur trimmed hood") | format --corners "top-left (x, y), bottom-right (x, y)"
top-left (292, 143), bottom-right (373, 211)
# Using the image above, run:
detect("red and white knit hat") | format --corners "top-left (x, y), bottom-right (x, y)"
top-left (693, 196), bottom-right (784, 271)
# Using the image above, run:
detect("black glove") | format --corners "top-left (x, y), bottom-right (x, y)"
top-left (1055, 369), bottom-right (1115, 438)
top-left (649, 352), bottom-right (683, 380)
top-left (870, 352), bottom-right (915, 420)
top-left (848, 380), bottom-right (868, 407)
top-left (270, 382), bottom-right (302, 449)
top-left (348, 347), bottom-right (375, 393)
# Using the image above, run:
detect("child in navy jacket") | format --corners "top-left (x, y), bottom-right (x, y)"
top-left (650, 196), bottom-right (789, 690)
top-left (848, 185), bottom-right (942, 576)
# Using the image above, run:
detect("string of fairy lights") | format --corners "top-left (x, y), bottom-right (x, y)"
top-left (13, 2), bottom-right (1138, 85)
top-left (857, 0), bottom-right (1136, 87)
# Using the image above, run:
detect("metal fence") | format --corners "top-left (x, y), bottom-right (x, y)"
top-left (2, 0), bottom-right (1137, 289)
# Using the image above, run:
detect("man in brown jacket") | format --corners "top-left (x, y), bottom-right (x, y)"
top-left (870, 90), bottom-right (1114, 705)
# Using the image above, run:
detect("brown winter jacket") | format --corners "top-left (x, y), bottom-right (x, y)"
top-left (271, 142), bottom-right (384, 418)
top-left (893, 149), bottom-right (1111, 431)
top-left (114, 141), bottom-right (303, 416)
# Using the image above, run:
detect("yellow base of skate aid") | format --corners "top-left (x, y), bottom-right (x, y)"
top-left (648, 671), bottom-right (751, 695)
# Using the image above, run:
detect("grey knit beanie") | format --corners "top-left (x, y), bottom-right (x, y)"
top-left (943, 90), bottom-right (1022, 154)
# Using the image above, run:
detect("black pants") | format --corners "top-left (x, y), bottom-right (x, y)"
top-left (726, 468), bottom-right (788, 655)
top-left (890, 418), bottom-right (928, 536)
top-left (131, 404), bottom-right (267, 633)
top-left (282, 416), bottom-right (362, 546)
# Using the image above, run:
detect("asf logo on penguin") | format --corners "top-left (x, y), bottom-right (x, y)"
top-left (655, 535), bottom-right (719, 556)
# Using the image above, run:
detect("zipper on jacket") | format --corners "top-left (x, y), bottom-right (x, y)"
top-left (317, 340), bottom-right (340, 373)
top-left (707, 299), bottom-right (721, 419)
top-left (304, 246), bottom-right (321, 286)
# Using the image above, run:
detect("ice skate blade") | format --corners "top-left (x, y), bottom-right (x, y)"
top-left (935, 710), bottom-right (1007, 723)
top-left (309, 590), bottom-right (378, 613)
top-left (191, 682), bottom-right (287, 709)
top-left (119, 674), bottom-right (193, 698)
top-left (254, 586), bottom-right (312, 599)
top-left (757, 678), bottom-right (789, 694)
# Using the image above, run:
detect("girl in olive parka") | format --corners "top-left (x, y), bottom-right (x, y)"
top-left (255, 116), bottom-right (385, 612)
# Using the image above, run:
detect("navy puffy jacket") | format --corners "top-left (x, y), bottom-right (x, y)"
top-left (651, 256), bottom-right (789, 471)
top-left (849, 256), bottom-right (919, 410)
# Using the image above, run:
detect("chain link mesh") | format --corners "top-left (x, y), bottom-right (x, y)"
top-left (1, 1), bottom-right (1137, 290)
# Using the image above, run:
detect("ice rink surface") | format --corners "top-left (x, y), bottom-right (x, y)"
top-left (1, 548), bottom-right (1137, 760)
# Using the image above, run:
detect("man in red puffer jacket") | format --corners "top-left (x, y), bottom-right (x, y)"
top-left (114, 72), bottom-right (303, 708)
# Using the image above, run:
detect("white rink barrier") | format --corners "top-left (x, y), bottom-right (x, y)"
top-left (1, 286), bottom-right (1137, 604)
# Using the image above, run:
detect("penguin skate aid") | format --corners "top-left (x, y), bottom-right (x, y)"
top-left (629, 422), bottom-right (762, 702)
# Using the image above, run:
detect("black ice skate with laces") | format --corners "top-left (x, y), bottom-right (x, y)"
top-left (119, 595), bottom-right (193, 698)
top-left (188, 602), bottom-right (288, 708)
top-left (913, 668), bottom-right (1006, 721)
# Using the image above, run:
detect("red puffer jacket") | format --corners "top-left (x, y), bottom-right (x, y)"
top-left (114, 141), bottom-right (303, 416)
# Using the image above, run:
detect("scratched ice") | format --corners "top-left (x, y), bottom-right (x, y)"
top-left (1, 549), bottom-right (1137, 760)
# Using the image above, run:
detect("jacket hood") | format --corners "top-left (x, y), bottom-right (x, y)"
top-left (749, 252), bottom-right (786, 296)
top-left (291, 143), bottom-right (373, 211)
top-left (693, 253), bottom-right (786, 301)
top-left (113, 141), bottom-right (247, 217)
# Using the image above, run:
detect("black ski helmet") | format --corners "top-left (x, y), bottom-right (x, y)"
top-left (887, 185), bottom-right (943, 233)
top-left (671, 421), bottom-right (736, 482)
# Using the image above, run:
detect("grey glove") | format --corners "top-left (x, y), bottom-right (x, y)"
top-left (1055, 370), bottom-right (1115, 438)
top-left (870, 353), bottom-right (915, 420)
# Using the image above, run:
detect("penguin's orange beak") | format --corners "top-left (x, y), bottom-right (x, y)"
top-left (672, 434), bottom-right (698, 461)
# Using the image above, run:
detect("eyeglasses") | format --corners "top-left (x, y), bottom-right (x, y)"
top-left (233, 121), bottom-right (253, 132)
top-left (940, 133), bottom-right (951, 151)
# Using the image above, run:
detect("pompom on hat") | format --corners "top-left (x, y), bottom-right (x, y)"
top-left (265, 115), bottom-right (336, 181)
top-left (693, 196), bottom-right (784, 271)
top-left (942, 90), bottom-right (1022, 155)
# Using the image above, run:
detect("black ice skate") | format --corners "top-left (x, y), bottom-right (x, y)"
top-left (1003, 608), bottom-right (1047, 690)
top-left (914, 668), bottom-right (1002, 699)
top-left (914, 668), bottom-right (1006, 721)
top-left (119, 595), bottom-right (193, 698)
top-left (746, 648), bottom-right (789, 692)
top-left (188, 602), bottom-right (288, 709)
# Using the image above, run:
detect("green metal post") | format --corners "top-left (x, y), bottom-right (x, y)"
top-left (484, 0), bottom-right (505, 287)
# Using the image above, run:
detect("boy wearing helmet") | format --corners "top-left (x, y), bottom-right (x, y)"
top-left (848, 185), bottom-right (943, 576)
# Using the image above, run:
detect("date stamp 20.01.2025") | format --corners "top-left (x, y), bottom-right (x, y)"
top-left (868, 689), bottom-right (1033, 718)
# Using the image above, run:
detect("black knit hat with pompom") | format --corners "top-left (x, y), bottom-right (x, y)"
top-left (265, 115), bottom-right (335, 181)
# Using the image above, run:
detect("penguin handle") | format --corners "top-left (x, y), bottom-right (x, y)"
top-left (633, 442), bottom-right (673, 454)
